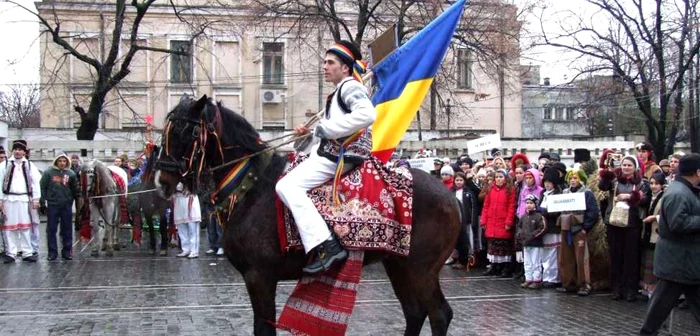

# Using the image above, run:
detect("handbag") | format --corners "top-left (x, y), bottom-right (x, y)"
top-left (609, 183), bottom-right (632, 227)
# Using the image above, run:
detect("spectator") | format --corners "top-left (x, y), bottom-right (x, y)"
top-left (172, 182), bottom-right (202, 259)
top-left (640, 153), bottom-right (700, 335)
top-left (658, 160), bottom-right (670, 177)
top-left (451, 172), bottom-right (481, 269)
top-left (641, 173), bottom-right (666, 298)
top-left (430, 158), bottom-right (443, 179)
top-left (599, 155), bottom-right (650, 302)
top-left (0, 140), bottom-right (42, 263)
top-left (455, 157), bottom-right (473, 175)
top-left (0, 146), bottom-right (6, 165)
top-left (478, 171), bottom-right (495, 202)
top-left (538, 152), bottom-right (551, 173)
top-left (492, 157), bottom-right (507, 170)
top-left (636, 142), bottom-right (662, 180)
top-left (440, 165), bottom-right (454, 189)
top-left (510, 153), bottom-right (531, 172)
top-left (556, 167), bottom-right (599, 296)
top-left (40, 153), bottom-right (80, 261)
top-left (549, 153), bottom-right (561, 163)
top-left (667, 153), bottom-right (684, 183)
top-left (539, 168), bottom-right (563, 288)
top-left (480, 169), bottom-right (516, 277)
top-left (517, 194), bottom-right (546, 289)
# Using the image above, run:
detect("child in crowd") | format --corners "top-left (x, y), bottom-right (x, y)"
top-left (641, 172), bottom-right (666, 298)
top-left (517, 194), bottom-right (547, 289)
top-left (441, 165), bottom-right (455, 189)
top-left (513, 168), bottom-right (543, 279)
top-left (172, 183), bottom-right (201, 258)
top-left (481, 169), bottom-right (516, 277)
top-left (539, 168), bottom-right (563, 288)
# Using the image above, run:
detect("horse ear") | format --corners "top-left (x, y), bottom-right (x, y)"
top-left (192, 95), bottom-right (208, 117)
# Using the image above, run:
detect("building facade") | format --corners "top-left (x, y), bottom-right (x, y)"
top-left (37, 0), bottom-right (522, 138)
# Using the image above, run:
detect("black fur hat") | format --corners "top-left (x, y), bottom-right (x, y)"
top-left (574, 148), bottom-right (591, 163)
top-left (542, 167), bottom-right (561, 185)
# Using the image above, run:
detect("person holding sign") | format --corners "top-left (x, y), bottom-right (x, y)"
top-left (480, 169), bottom-right (517, 277)
top-left (598, 155), bottom-right (650, 302)
top-left (556, 168), bottom-right (600, 296)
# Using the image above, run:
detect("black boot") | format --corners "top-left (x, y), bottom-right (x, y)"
top-left (512, 262), bottom-right (525, 280)
top-left (482, 263), bottom-right (500, 276)
top-left (500, 262), bottom-right (513, 278)
top-left (302, 237), bottom-right (348, 274)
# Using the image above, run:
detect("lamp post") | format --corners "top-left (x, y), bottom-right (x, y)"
top-left (446, 98), bottom-right (452, 136)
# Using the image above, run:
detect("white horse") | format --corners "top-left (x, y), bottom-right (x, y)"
top-left (80, 159), bottom-right (128, 257)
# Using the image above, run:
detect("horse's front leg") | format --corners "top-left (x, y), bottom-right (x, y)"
top-left (104, 203), bottom-right (116, 257)
top-left (159, 212), bottom-right (168, 256)
top-left (243, 270), bottom-right (279, 336)
top-left (90, 204), bottom-right (100, 257)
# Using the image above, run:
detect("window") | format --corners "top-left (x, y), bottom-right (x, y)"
top-left (543, 106), bottom-right (553, 120)
top-left (170, 40), bottom-right (192, 83)
top-left (555, 107), bottom-right (565, 120)
top-left (566, 107), bottom-right (574, 120)
top-left (263, 42), bottom-right (284, 85)
top-left (457, 49), bottom-right (474, 89)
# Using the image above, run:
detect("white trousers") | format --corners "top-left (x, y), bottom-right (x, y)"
top-left (31, 222), bottom-right (39, 253)
top-left (4, 229), bottom-right (32, 257)
top-left (523, 246), bottom-right (543, 282)
top-left (542, 233), bottom-right (561, 283)
top-left (177, 222), bottom-right (200, 255)
top-left (276, 152), bottom-right (351, 253)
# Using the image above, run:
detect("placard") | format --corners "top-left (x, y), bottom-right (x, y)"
top-left (368, 24), bottom-right (397, 66)
top-left (467, 133), bottom-right (501, 155)
top-left (545, 193), bottom-right (587, 213)
top-left (407, 157), bottom-right (436, 173)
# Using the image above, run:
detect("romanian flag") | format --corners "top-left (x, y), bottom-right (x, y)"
top-left (371, 0), bottom-right (466, 162)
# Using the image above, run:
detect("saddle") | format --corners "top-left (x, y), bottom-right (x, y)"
top-left (276, 153), bottom-right (413, 256)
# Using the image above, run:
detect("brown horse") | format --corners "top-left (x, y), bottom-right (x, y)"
top-left (155, 95), bottom-right (460, 336)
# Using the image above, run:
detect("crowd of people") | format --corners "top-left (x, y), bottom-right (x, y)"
top-left (389, 143), bottom-right (699, 333)
top-left (0, 139), bottom-right (227, 264)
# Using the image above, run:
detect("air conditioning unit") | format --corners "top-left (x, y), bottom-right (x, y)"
top-left (261, 89), bottom-right (283, 104)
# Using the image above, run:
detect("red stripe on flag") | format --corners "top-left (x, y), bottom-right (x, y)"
top-left (372, 147), bottom-right (396, 163)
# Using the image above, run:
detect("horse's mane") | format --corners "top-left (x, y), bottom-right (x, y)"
top-left (212, 101), bottom-right (267, 154)
top-left (91, 159), bottom-right (116, 196)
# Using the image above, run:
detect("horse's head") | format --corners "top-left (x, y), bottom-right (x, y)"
top-left (156, 94), bottom-right (265, 198)
top-left (80, 159), bottom-right (109, 198)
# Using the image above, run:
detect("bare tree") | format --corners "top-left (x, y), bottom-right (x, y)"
top-left (0, 84), bottom-right (41, 128)
top-left (243, 0), bottom-right (526, 131)
top-left (12, 0), bottom-right (212, 140)
top-left (540, 0), bottom-right (700, 159)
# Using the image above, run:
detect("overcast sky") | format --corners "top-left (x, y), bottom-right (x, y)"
top-left (0, 0), bottom-right (598, 91)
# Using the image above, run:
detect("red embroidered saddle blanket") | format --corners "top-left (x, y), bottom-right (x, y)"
top-left (276, 154), bottom-right (413, 256)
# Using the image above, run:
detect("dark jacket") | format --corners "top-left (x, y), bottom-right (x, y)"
top-left (517, 210), bottom-right (546, 247)
top-left (539, 188), bottom-right (562, 234)
top-left (453, 178), bottom-right (481, 227)
top-left (598, 168), bottom-right (650, 229)
top-left (40, 154), bottom-right (80, 207)
top-left (654, 177), bottom-right (700, 285)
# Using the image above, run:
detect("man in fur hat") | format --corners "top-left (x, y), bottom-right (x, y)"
top-left (0, 140), bottom-right (42, 263)
top-left (276, 40), bottom-right (374, 273)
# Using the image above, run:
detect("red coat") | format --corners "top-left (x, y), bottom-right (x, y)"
top-left (480, 183), bottom-right (516, 239)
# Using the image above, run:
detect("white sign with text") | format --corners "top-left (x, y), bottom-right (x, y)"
top-left (407, 158), bottom-right (435, 173)
top-left (545, 193), bottom-right (587, 213)
top-left (467, 133), bottom-right (502, 155)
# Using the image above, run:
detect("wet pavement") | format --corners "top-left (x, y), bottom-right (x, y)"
top-left (0, 224), bottom-right (696, 335)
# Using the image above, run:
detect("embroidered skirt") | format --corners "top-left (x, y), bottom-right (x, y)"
top-left (2, 200), bottom-right (34, 231)
top-left (487, 238), bottom-right (512, 263)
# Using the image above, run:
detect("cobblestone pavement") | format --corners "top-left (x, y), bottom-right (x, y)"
top-left (0, 225), bottom-right (696, 335)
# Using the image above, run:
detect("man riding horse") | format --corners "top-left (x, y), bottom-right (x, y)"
top-left (275, 40), bottom-right (375, 273)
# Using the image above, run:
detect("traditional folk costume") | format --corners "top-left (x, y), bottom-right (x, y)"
top-left (539, 169), bottom-right (563, 286)
top-left (172, 183), bottom-right (201, 258)
top-left (276, 40), bottom-right (375, 273)
top-left (0, 140), bottom-right (42, 262)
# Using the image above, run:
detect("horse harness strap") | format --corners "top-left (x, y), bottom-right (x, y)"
top-left (211, 151), bottom-right (274, 224)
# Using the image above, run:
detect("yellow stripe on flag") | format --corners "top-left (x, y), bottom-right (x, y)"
top-left (371, 78), bottom-right (433, 154)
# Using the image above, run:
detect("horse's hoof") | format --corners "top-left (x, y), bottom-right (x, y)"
top-left (159, 250), bottom-right (167, 257)
top-left (114, 244), bottom-right (121, 251)
top-left (106, 250), bottom-right (114, 257)
top-left (101, 246), bottom-right (106, 251)
top-left (91, 250), bottom-right (99, 257)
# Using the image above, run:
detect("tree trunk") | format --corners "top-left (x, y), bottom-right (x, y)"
top-left (76, 92), bottom-right (105, 140)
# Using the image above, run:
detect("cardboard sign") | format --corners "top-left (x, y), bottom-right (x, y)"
top-left (545, 193), bottom-right (587, 213)
top-left (369, 24), bottom-right (398, 66)
top-left (407, 157), bottom-right (436, 173)
top-left (467, 133), bottom-right (501, 155)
